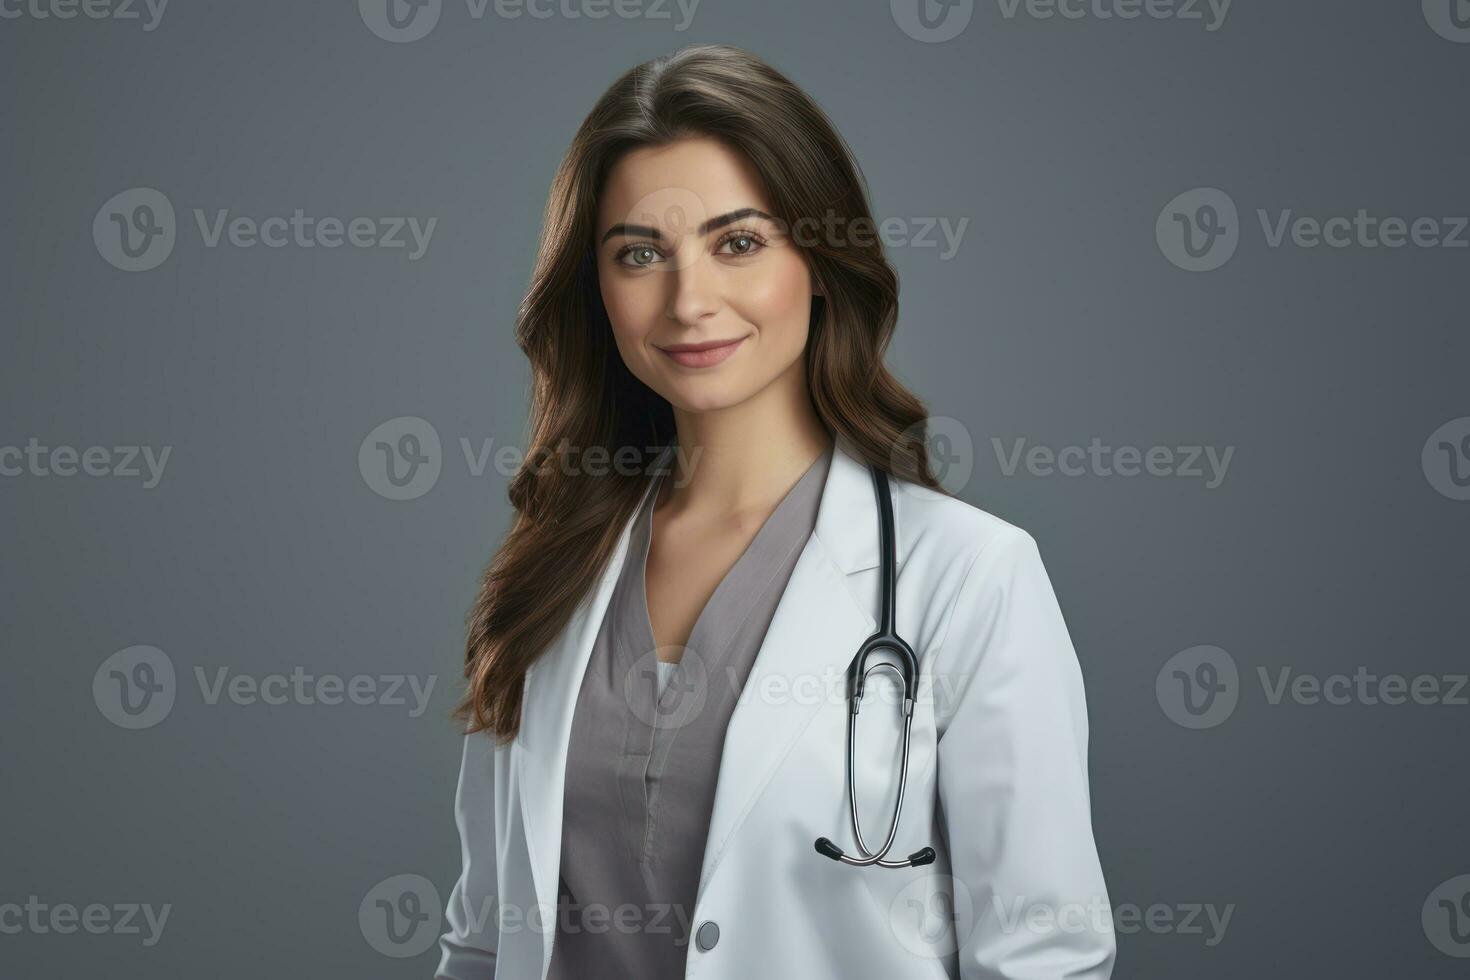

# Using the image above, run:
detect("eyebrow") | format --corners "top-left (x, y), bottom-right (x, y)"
top-left (599, 207), bottom-right (776, 246)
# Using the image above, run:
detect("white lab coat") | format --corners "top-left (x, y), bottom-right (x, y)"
top-left (437, 435), bottom-right (1116, 979)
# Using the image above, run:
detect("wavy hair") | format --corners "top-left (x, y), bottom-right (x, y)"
top-left (454, 43), bottom-right (943, 743)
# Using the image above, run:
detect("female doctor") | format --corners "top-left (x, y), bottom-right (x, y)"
top-left (437, 43), bottom-right (1116, 980)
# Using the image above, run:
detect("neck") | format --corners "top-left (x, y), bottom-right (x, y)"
top-left (660, 362), bottom-right (832, 518)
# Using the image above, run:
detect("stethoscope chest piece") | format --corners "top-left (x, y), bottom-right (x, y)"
top-left (814, 461), bottom-right (936, 870)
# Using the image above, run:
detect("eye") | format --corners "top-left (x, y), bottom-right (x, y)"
top-left (717, 229), bottom-right (768, 258)
top-left (614, 243), bottom-right (663, 268)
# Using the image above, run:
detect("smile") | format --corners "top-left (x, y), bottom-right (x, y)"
top-left (656, 336), bottom-right (746, 368)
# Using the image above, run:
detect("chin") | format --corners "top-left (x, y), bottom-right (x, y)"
top-left (660, 375), bottom-right (759, 415)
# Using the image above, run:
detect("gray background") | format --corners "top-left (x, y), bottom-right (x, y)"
top-left (3, 0), bottom-right (1467, 976)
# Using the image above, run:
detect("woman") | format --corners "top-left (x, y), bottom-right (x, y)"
top-left (437, 43), bottom-right (1115, 980)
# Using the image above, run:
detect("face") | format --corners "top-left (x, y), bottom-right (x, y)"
top-left (595, 136), bottom-right (819, 415)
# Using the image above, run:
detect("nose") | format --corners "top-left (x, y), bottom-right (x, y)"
top-left (664, 247), bottom-right (722, 325)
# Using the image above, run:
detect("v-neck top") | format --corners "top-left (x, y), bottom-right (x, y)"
top-left (546, 442), bottom-right (833, 979)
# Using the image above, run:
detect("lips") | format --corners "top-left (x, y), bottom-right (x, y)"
top-left (657, 336), bottom-right (746, 368)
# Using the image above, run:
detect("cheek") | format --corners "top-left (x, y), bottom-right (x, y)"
top-left (734, 255), bottom-right (812, 346)
top-left (599, 273), bottom-right (658, 352)
top-left (600, 276), bottom-right (640, 328)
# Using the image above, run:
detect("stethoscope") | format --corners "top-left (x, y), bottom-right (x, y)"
top-left (814, 462), bottom-right (937, 869)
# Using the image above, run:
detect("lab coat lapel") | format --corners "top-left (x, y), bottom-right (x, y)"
top-left (514, 444), bottom-right (673, 975)
top-left (513, 436), bottom-right (884, 972)
top-left (694, 434), bottom-right (882, 899)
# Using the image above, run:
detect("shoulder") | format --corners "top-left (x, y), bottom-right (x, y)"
top-left (889, 478), bottom-right (1082, 733)
top-left (888, 474), bottom-right (1040, 580)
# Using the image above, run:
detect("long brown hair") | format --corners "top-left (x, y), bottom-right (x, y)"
top-left (454, 43), bottom-right (944, 743)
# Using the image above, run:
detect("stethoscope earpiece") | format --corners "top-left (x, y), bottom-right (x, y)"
top-left (813, 462), bottom-right (934, 870)
top-left (815, 837), bottom-right (937, 867)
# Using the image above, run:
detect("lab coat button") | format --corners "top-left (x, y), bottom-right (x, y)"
top-left (695, 920), bottom-right (720, 951)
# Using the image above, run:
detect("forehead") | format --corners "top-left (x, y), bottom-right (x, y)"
top-left (597, 136), bottom-right (772, 234)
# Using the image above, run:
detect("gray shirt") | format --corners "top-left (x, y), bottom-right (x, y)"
top-left (547, 443), bottom-right (833, 979)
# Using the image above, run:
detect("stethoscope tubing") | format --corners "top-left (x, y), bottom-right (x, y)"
top-left (814, 461), bottom-right (936, 870)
